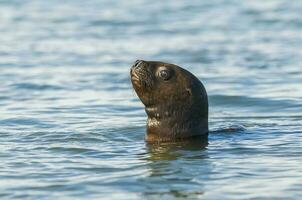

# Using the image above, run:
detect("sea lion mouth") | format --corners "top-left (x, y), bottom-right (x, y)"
top-left (130, 68), bottom-right (142, 89)
top-left (130, 68), bottom-right (140, 82)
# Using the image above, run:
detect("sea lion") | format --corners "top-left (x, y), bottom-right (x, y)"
top-left (130, 60), bottom-right (208, 143)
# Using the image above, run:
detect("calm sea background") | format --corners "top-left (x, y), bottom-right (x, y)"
top-left (0, 0), bottom-right (302, 199)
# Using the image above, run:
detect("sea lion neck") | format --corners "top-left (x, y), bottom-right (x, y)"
top-left (145, 106), bottom-right (158, 117)
top-left (145, 104), bottom-right (171, 119)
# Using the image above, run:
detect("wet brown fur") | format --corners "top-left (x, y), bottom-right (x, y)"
top-left (130, 60), bottom-right (208, 143)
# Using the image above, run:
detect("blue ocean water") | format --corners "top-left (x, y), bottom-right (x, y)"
top-left (0, 0), bottom-right (302, 199)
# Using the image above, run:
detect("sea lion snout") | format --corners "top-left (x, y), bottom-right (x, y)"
top-left (131, 60), bottom-right (146, 72)
top-left (130, 60), bottom-right (151, 89)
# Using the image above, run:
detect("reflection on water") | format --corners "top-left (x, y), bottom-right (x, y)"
top-left (146, 138), bottom-right (208, 161)
top-left (143, 139), bottom-right (209, 199)
top-left (1, 0), bottom-right (302, 199)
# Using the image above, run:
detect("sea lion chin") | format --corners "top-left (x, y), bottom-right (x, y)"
top-left (130, 60), bottom-right (208, 143)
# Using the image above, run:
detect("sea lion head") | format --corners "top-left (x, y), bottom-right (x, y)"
top-left (130, 60), bottom-right (208, 143)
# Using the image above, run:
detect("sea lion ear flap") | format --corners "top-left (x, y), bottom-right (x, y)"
top-left (185, 88), bottom-right (192, 96)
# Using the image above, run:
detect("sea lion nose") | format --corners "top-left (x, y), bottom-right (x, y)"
top-left (133, 60), bottom-right (144, 69)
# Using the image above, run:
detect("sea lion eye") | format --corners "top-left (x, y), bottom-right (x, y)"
top-left (159, 70), bottom-right (171, 80)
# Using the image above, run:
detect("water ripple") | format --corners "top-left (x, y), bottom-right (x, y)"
top-left (1, 0), bottom-right (302, 199)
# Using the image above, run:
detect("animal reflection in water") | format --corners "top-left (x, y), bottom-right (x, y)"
top-left (146, 136), bottom-right (208, 161)
top-left (141, 138), bottom-right (210, 198)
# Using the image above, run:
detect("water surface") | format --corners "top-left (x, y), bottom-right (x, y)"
top-left (0, 0), bottom-right (302, 199)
